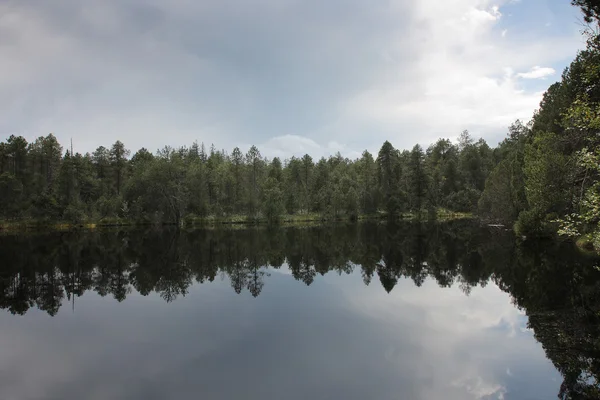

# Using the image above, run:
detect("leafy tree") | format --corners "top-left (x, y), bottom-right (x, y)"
top-left (517, 132), bottom-right (572, 236)
top-left (377, 141), bottom-right (401, 216)
top-left (357, 150), bottom-right (378, 214)
top-left (0, 173), bottom-right (23, 218)
top-left (109, 141), bottom-right (130, 195)
top-left (5, 135), bottom-right (29, 181)
top-left (245, 146), bottom-right (263, 217)
top-left (479, 121), bottom-right (528, 223)
top-left (230, 147), bottom-right (244, 212)
top-left (408, 144), bottom-right (428, 213)
top-left (557, 147), bottom-right (600, 250)
top-left (262, 177), bottom-right (285, 223)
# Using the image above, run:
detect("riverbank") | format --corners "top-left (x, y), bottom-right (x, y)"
top-left (575, 234), bottom-right (600, 254)
top-left (0, 209), bottom-right (474, 233)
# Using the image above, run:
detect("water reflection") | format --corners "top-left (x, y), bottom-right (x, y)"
top-left (0, 221), bottom-right (598, 399)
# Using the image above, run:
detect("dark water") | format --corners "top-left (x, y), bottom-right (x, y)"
top-left (0, 221), bottom-right (599, 400)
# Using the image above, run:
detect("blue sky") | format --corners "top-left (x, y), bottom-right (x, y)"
top-left (0, 0), bottom-right (587, 159)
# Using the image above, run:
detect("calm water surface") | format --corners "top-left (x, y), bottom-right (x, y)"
top-left (0, 221), bottom-right (598, 400)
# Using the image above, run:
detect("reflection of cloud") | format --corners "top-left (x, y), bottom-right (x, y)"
top-left (342, 275), bottom-right (560, 399)
top-left (452, 376), bottom-right (507, 399)
top-left (350, 277), bottom-right (524, 337)
top-left (0, 266), bottom-right (564, 400)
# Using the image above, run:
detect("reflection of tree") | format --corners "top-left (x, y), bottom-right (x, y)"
top-left (376, 224), bottom-right (403, 293)
top-left (403, 224), bottom-right (428, 287)
top-left (246, 255), bottom-right (269, 298)
top-left (154, 230), bottom-right (191, 302)
top-left (0, 221), bottom-right (538, 306)
top-left (377, 246), bottom-right (402, 294)
top-left (228, 261), bottom-right (248, 295)
top-left (291, 260), bottom-right (316, 286)
top-left (1, 221), bottom-right (599, 399)
top-left (491, 241), bottom-right (600, 399)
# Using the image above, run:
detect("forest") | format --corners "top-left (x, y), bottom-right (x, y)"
top-left (0, 130), bottom-right (492, 224)
top-left (1, 2), bottom-right (600, 247)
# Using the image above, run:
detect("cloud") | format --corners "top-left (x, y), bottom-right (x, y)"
top-left (251, 135), bottom-right (363, 161)
top-left (0, 0), bottom-right (584, 159)
top-left (334, 0), bottom-right (582, 153)
top-left (451, 376), bottom-right (506, 400)
top-left (516, 66), bottom-right (556, 79)
top-left (257, 135), bottom-right (322, 160)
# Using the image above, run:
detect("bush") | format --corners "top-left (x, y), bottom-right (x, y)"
top-left (446, 188), bottom-right (480, 212)
top-left (29, 191), bottom-right (61, 220)
top-left (96, 196), bottom-right (121, 218)
top-left (514, 208), bottom-right (554, 238)
top-left (63, 204), bottom-right (87, 224)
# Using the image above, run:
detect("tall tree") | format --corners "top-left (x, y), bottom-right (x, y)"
top-left (377, 141), bottom-right (401, 216)
top-left (110, 141), bottom-right (130, 195)
top-left (408, 144), bottom-right (428, 212)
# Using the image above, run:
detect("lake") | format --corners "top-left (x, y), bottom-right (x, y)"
top-left (0, 221), bottom-right (598, 400)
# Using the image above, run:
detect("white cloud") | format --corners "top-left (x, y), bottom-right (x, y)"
top-left (333, 0), bottom-right (581, 152)
top-left (258, 135), bottom-right (322, 160)
top-left (516, 66), bottom-right (556, 79)
top-left (256, 135), bottom-right (362, 160)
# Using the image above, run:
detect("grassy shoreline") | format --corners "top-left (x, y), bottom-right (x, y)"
top-left (0, 209), bottom-right (474, 233)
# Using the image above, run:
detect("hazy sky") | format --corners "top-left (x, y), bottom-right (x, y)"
top-left (0, 0), bottom-right (586, 159)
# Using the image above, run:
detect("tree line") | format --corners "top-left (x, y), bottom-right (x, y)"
top-left (1, 222), bottom-right (598, 398)
top-left (0, 130), bottom-right (495, 225)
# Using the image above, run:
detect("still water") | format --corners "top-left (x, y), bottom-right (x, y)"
top-left (0, 221), bottom-right (598, 400)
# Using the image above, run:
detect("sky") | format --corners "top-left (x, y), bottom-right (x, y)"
top-left (0, 0), bottom-right (587, 160)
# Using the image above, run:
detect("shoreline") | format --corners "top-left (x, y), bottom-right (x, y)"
top-left (0, 210), bottom-right (474, 233)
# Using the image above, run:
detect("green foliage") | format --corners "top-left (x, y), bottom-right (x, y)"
top-left (514, 208), bottom-right (546, 237)
top-left (0, 132), bottom-right (500, 225)
top-left (63, 202), bottom-right (87, 224)
top-left (479, 121), bottom-right (528, 223)
top-left (478, 160), bottom-right (519, 223)
top-left (377, 141), bottom-right (404, 217)
top-left (0, 173), bottom-right (23, 218)
top-left (481, 29), bottom-right (600, 240)
top-left (262, 177), bottom-right (285, 223)
top-left (408, 144), bottom-right (428, 212)
top-left (447, 188), bottom-right (480, 213)
top-left (29, 190), bottom-right (60, 220)
top-left (557, 147), bottom-right (600, 250)
top-left (522, 132), bottom-right (572, 222)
